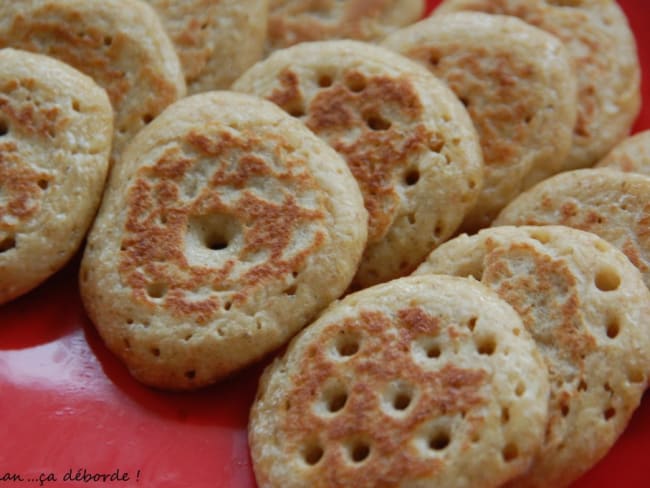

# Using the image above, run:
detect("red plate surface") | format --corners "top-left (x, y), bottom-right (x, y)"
top-left (1, 1), bottom-right (649, 487)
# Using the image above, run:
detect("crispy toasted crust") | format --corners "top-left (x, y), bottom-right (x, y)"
top-left (234, 40), bottom-right (483, 288)
top-left (0, 0), bottom-right (186, 164)
top-left (266, 0), bottom-right (424, 53)
top-left (80, 91), bottom-right (367, 390)
top-left (494, 168), bottom-right (650, 290)
top-left (436, 0), bottom-right (641, 171)
top-left (145, 0), bottom-right (269, 93)
top-left (415, 226), bottom-right (650, 488)
top-left (383, 12), bottom-right (577, 232)
top-left (0, 48), bottom-right (112, 304)
top-left (250, 274), bottom-right (549, 488)
top-left (596, 130), bottom-right (650, 175)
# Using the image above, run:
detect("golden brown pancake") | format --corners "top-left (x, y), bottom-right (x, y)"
top-left (596, 130), bottom-right (650, 175)
top-left (234, 40), bottom-right (483, 289)
top-left (80, 91), bottom-right (368, 390)
top-left (250, 274), bottom-right (550, 488)
top-left (144, 0), bottom-right (269, 92)
top-left (0, 48), bottom-right (112, 305)
top-left (494, 168), bottom-right (650, 290)
top-left (383, 12), bottom-right (577, 232)
top-left (0, 0), bottom-right (186, 164)
top-left (266, 0), bottom-right (424, 53)
top-left (436, 0), bottom-right (641, 171)
top-left (416, 225), bottom-right (650, 488)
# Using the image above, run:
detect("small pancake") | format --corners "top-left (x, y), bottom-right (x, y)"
top-left (80, 91), bottom-right (368, 390)
top-left (436, 0), bottom-right (641, 171)
top-left (250, 274), bottom-right (550, 488)
top-left (596, 130), bottom-right (650, 175)
top-left (234, 40), bottom-right (483, 289)
top-left (0, 0), bottom-right (186, 164)
top-left (266, 0), bottom-right (424, 53)
top-left (494, 168), bottom-right (650, 290)
top-left (383, 12), bottom-right (577, 232)
top-left (415, 225), bottom-right (650, 488)
top-left (145, 0), bottom-right (269, 93)
top-left (0, 48), bottom-right (112, 305)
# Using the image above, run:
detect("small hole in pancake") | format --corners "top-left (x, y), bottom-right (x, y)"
top-left (606, 317), bottom-right (620, 339)
top-left (595, 267), bottom-right (621, 291)
top-left (561, 403), bottom-right (570, 417)
top-left (345, 74), bottom-right (366, 92)
top-left (103, 36), bottom-right (113, 47)
top-left (0, 236), bottom-right (16, 253)
top-left (407, 213), bottom-right (416, 225)
top-left (326, 390), bottom-right (348, 413)
top-left (429, 138), bottom-right (444, 153)
top-left (628, 368), bottom-right (645, 384)
top-left (184, 333), bottom-right (193, 341)
top-left (467, 317), bottom-right (477, 331)
top-left (366, 115), bottom-right (391, 131)
top-left (424, 341), bottom-right (441, 358)
top-left (515, 383), bottom-right (526, 397)
top-left (502, 443), bottom-right (518, 462)
top-left (185, 370), bottom-right (196, 380)
top-left (335, 334), bottom-right (360, 357)
top-left (459, 97), bottom-right (470, 108)
top-left (429, 52), bottom-right (440, 67)
top-left (206, 235), bottom-right (228, 250)
top-left (393, 391), bottom-right (412, 411)
top-left (404, 168), bottom-right (420, 186)
top-left (476, 336), bottom-right (496, 355)
top-left (349, 442), bottom-right (371, 463)
top-left (146, 283), bottom-right (167, 299)
top-left (72, 100), bottom-right (81, 112)
top-left (189, 213), bottom-right (240, 252)
top-left (288, 104), bottom-right (305, 117)
top-left (578, 380), bottom-right (588, 391)
top-left (0, 120), bottom-right (8, 136)
top-left (200, 22), bottom-right (208, 30)
top-left (501, 407), bottom-right (510, 424)
top-left (38, 179), bottom-right (49, 190)
top-left (284, 284), bottom-right (298, 296)
top-left (126, 319), bottom-right (134, 325)
top-left (142, 114), bottom-right (154, 124)
top-left (428, 430), bottom-right (450, 451)
top-left (434, 224), bottom-right (443, 239)
top-left (318, 74), bottom-right (333, 87)
top-left (303, 444), bottom-right (324, 466)
top-left (151, 347), bottom-right (160, 357)
top-left (604, 407), bottom-right (616, 420)
top-left (224, 301), bottom-right (232, 311)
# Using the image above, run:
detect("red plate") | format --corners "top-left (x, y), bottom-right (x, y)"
top-left (1, 1), bottom-right (649, 486)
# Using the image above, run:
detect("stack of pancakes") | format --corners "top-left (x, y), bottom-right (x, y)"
top-left (1, 1), bottom-right (649, 486)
